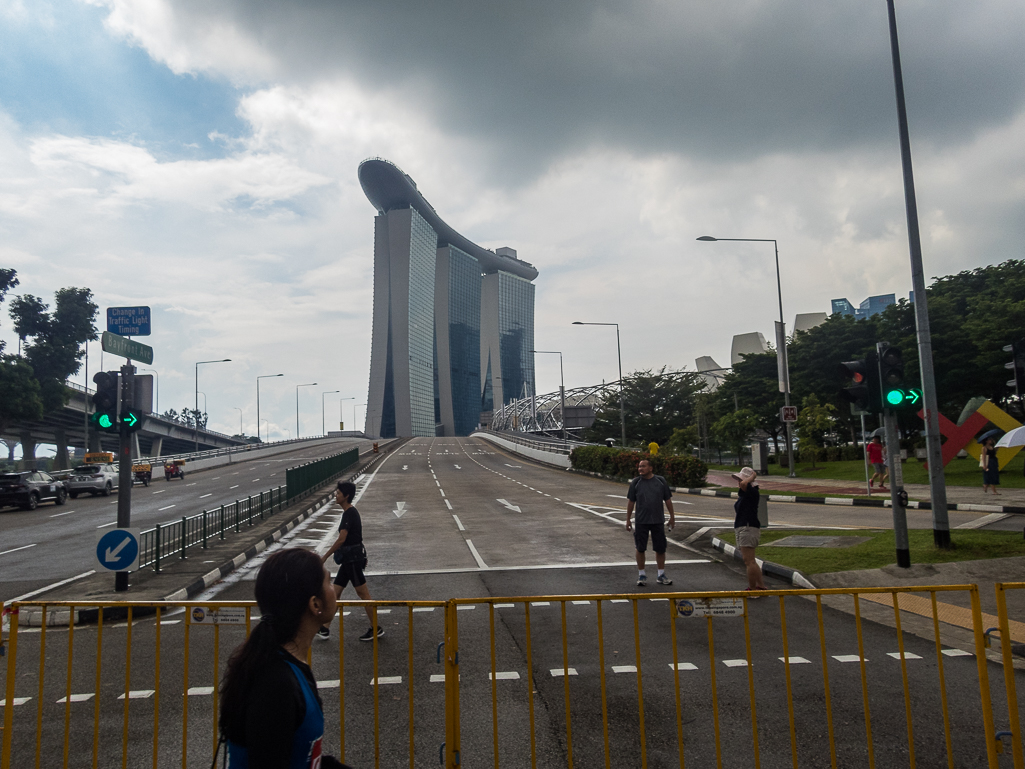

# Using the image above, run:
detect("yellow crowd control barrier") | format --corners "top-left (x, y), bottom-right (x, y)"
top-left (0, 585), bottom-right (1016, 768)
top-left (994, 582), bottom-right (1025, 767)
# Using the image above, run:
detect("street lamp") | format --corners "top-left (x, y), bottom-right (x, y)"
top-left (141, 368), bottom-right (159, 414)
top-left (197, 391), bottom-right (207, 415)
top-left (531, 350), bottom-right (567, 441)
top-left (296, 383), bottom-right (317, 438)
top-left (234, 407), bottom-right (243, 436)
top-left (321, 391), bottom-right (341, 435)
top-left (195, 359), bottom-right (231, 451)
top-left (572, 322), bottom-right (626, 446)
top-left (256, 374), bottom-right (284, 442)
top-left (697, 236), bottom-right (796, 477)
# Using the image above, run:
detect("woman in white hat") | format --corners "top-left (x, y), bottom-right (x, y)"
top-left (733, 467), bottom-right (767, 592)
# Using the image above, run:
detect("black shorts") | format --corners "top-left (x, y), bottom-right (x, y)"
top-left (634, 523), bottom-right (667, 554)
top-left (333, 561), bottom-right (366, 589)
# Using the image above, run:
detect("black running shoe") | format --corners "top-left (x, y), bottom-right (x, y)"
top-left (316, 626), bottom-right (330, 639)
top-left (359, 626), bottom-right (384, 642)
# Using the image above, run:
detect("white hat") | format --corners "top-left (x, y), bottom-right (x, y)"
top-left (731, 467), bottom-right (757, 483)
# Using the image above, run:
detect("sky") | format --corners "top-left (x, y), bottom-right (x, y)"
top-left (1, 0), bottom-right (1023, 447)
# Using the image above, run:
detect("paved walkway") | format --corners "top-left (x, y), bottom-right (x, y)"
top-left (706, 469), bottom-right (1025, 507)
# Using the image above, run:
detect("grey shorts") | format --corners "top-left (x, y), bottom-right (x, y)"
top-left (736, 526), bottom-right (761, 549)
top-left (872, 462), bottom-right (886, 473)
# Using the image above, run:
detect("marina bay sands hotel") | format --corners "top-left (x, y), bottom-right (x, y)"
top-left (359, 158), bottom-right (538, 438)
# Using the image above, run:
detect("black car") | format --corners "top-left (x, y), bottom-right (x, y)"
top-left (0, 471), bottom-right (69, 510)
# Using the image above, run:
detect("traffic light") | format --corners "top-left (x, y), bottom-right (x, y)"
top-left (91, 371), bottom-right (119, 433)
top-left (1003, 339), bottom-right (1025, 399)
top-left (120, 408), bottom-right (145, 433)
top-left (878, 343), bottom-right (922, 411)
top-left (837, 357), bottom-right (876, 412)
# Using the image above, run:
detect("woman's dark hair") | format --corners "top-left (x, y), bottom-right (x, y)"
top-left (220, 548), bottom-right (326, 742)
top-left (336, 480), bottom-right (356, 502)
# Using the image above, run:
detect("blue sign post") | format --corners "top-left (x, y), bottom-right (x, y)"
top-left (96, 528), bottom-right (140, 573)
top-left (107, 306), bottom-right (151, 337)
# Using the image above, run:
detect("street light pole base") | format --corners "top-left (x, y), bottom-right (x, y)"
top-left (115, 572), bottom-right (128, 592)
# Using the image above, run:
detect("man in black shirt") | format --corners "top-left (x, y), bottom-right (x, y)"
top-left (318, 480), bottom-right (382, 642)
top-left (625, 458), bottom-right (676, 587)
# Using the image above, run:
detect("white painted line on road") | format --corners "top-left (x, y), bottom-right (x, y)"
top-left (887, 652), bottom-right (922, 660)
top-left (50, 510), bottom-right (76, 517)
top-left (251, 478), bottom-right (261, 482)
top-left (505, 464), bottom-right (521, 468)
top-left (779, 657), bottom-right (811, 664)
top-left (97, 521), bottom-right (117, 528)
top-left (430, 675), bottom-right (446, 683)
top-left (612, 665), bottom-right (637, 674)
top-left (833, 655), bottom-right (866, 663)
top-left (955, 512), bottom-right (1009, 529)
top-left (377, 609), bottom-right (392, 614)
top-left (370, 677), bottom-right (402, 686)
top-left (435, 480), bottom-right (440, 486)
top-left (456, 605), bottom-right (475, 611)
top-left (160, 620), bottom-right (181, 625)
top-left (364, 559), bottom-right (706, 578)
top-left (495, 604), bottom-right (515, 609)
top-left (152, 489), bottom-right (166, 494)
top-left (3, 570), bottom-right (95, 608)
top-left (187, 687), bottom-right (215, 696)
top-left (440, 489), bottom-right (446, 497)
top-left (444, 499), bottom-right (453, 510)
top-left (0, 697), bottom-right (31, 706)
top-left (608, 495), bottom-right (628, 499)
top-left (56, 693), bottom-right (94, 703)
top-left (159, 504), bottom-right (176, 511)
top-left (412, 607), bottom-right (435, 613)
top-left (186, 483), bottom-right (197, 487)
top-left (0, 544), bottom-right (37, 557)
top-left (611, 600), bottom-right (629, 603)
top-left (670, 663), bottom-right (698, 671)
top-left (117, 690), bottom-right (155, 700)
top-left (212, 477), bottom-right (220, 480)
top-left (452, 515), bottom-right (465, 531)
top-left (722, 659), bottom-right (750, 667)
top-left (490, 672), bottom-right (521, 680)
top-left (550, 668), bottom-right (577, 677)
top-left (317, 680), bottom-right (340, 689)
top-left (572, 601), bottom-right (591, 605)
top-left (230, 485), bottom-right (239, 489)
top-left (199, 493), bottom-right (212, 499)
top-left (942, 649), bottom-right (973, 657)
top-left (555, 498), bottom-right (561, 501)
top-left (110, 501), bottom-right (117, 504)
top-left (464, 539), bottom-right (488, 569)
top-left (531, 601), bottom-right (550, 606)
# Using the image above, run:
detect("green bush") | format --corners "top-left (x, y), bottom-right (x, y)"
top-left (569, 446), bottom-right (708, 488)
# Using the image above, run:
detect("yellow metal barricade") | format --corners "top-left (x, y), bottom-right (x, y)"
top-left (995, 582), bottom-right (1025, 767)
top-left (0, 586), bottom-right (1007, 768)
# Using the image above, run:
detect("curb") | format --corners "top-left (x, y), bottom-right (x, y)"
top-left (681, 486), bottom-right (1025, 515)
top-left (711, 536), bottom-right (816, 589)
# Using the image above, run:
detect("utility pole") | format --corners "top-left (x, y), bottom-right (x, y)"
top-left (115, 363), bottom-right (134, 591)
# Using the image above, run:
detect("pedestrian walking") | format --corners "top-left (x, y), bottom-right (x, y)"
top-left (733, 467), bottom-right (767, 593)
top-left (867, 435), bottom-right (888, 490)
top-left (318, 480), bottom-right (382, 642)
top-left (981, 437), bottom-right (1000, 494)
top-left (219, 548), bottom-right (351, 768)
top-left (625, 458), bottom-right (676, 586)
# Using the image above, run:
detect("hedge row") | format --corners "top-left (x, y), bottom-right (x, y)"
top-left (569, 446), bottom-right (708, 488)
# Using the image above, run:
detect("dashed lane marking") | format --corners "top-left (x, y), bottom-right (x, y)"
top-left (453, 515), bottom-right (465, 531)
top-left (445, 499), bottom-right (453, 510)
top-left (0, 543), bottom-right (37, 557)
top-left (158, 504), bottom-right (176, 511)
top-left (465, 539), bottom-right (488, 569)
top-left (550, 668), bottom-right (578, 677)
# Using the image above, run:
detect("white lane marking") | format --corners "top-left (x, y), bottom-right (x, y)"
top-left (158, 505), bottom-right (176, 511)
top-left (608, 495), bottom-right (628, 499)
top-left (670, 663), bottom-right (698, 671)
top-left (186, 483), bottom-right (197, 487)
top-left (393, 501), bottom-right (407, 518)
top-left (2, 570), bottom-right (94, 607)
top-left (229, 485), bottom-right (239, 489)
top-left (0, 544), bottom-right (37, 557)
top-left (496, 499), bottom-right (521, 512)
top-left (444, 499), bottom-right (453, 510)
top-left (832, 655), bottom-right (866, 663)
top-left (435, 480), bottom-right (440, 487)
top-left (465, 539), bottom-right (488, 569)
top-left (187, 687), bottom-right (214, 696)
top-left (456, 605), bottom-right (475, 611)
top-left (402, 465), bottom-right (408, 470)
top-left (251, 478), bottom-right (261, 482)
top-left (412, 607), bottom-right (435, 613)
top-left (212, 477), bottom-right (220, 480)
top-left (56, 693), bottom-right (94, 703)
top-left (572, 601), bottom-right (591, 605)
top-left (452, 515), bottom-right (465, 531)
top-left (887, 652), bottom-right (922, 660)
top-left (199, 493), bottom-right (212, 499)
top-left (722, 659), bottom-right (750, 667)
top-left (160, 620), bottom-right (181, 625)
top-left (550, 668), bottom-right (577, 677)
top-left (0, 697), bottom-right (31, 706)
top-left (612, 665), bottom-right (637, 674)
top-left (531, 601), bottom-right (550, 607)
top-left (505, 464), bottom-right (521, 468)
top-left (489, 672), bottom-right (520, 680)
top-left (779, 657), bottom-right (811, 664)
top-left (317, 680), bottom-right (340, 689)
top-left (370, 677), bottom-right (403, 686)
top-left (429, 674), bottom-right (446, 683)
top-left (152, 489), bottom-right (166, 494)
top-left (439, 489), bottom-right (446, 497)
top-left (97, 521), bottom-right (117, 528)
top-left (942, 649), bottom-right (973, 657)
top-left (454, 465), bottom-right (461, 469)
top-left (117, 690), bottom-right (155, 700)
top-left (50, 510), bottom-right (76, 517)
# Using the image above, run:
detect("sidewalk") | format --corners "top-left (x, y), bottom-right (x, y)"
top-left (706, 469), bottom-right (1025, 508)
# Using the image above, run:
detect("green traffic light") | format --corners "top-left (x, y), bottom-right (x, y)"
top-left (885, 389), bottom-right (904, 406)
top-left (98, 413), bottom-right (114, 429)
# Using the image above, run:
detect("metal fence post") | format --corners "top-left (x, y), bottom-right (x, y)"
top-left (235, 501), bottom-right (240, 533)
top-left (202, 510), bottom-right (208, 550)
top-left (219, 504), bottom-right (225, 540)
top-left (180, 517), bottom-right (187, 559)
top-left (444, 600), bottom-right (461, 768)
top-left (154, 524), bottom-right (161, 573)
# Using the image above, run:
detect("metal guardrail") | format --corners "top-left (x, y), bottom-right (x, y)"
top-left (476, 428), bottom-right (589, 456)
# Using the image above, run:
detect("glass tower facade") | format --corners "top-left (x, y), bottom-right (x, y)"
top-left (406, 210), bottom-right (438, 437)
top-left (497, 272), bottom-right (535, 406)
top-left (447, 247), bottom-right (482, 435)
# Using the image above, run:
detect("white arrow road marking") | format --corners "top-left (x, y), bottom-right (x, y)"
top-left (105, 536), bottom-right (132, 563)
top-left (496, 499), bottom-right (521, 512)
top-left (393, 501), bottom-right (407, 518)
top-left (453, 465), bottom-right (461, 469)
top-left (505, 464), bottom-right (521, 468)
top-left (402, 465), bottom-right (408, 470)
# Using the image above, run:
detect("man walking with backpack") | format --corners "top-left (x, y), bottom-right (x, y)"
top-left (625, 458), bottom-right (676, 586)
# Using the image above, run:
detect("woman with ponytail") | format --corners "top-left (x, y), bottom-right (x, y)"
top-left (219, 548), bottom-right (350, 768)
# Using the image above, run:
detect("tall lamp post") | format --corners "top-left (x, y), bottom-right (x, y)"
top-left (195, 359), bottom-right (231, 451)
top-left (296, 383), bottom-right (317, 438)
top-left (321, 390), bottom-right (340, 435)
top-left (234, 407), bottom-right (243, 436)
top-left (531, 350), bottom-right (567, 441)
top-left (256, 373), bottom-right (283, 442)
top-left (697, 236), bottom-right (796, 477)
top-left (572, 321), bottom-right (626, 446)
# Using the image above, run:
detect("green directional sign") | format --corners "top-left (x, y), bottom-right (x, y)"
top-left (884, 386), bottom-right (922, 411)
top-left (120, 409), bottom-right (145, 433)
top-left (101, 330), bottom-right (153, 365)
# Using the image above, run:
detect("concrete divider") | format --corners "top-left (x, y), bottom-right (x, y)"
top-left (471, 431), bottom-right (572, 468)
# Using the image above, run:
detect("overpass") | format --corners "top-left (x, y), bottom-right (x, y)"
top-left (1, 380), bottom-right (247, 468)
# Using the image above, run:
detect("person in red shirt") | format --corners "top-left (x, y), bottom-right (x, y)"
top-left (867, 435), bottom-right (888, 490)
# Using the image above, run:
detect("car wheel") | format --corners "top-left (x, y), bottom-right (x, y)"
top-left (102, 482), bottom-right (112, 497)
top-left (69, 491), bottom-right (79, 499)
top-left (22, 493), bottom-right (38, 511)
top-left (55, 489), bottom-right (67, 506)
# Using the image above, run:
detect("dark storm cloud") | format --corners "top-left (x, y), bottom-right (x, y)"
top-left (165, 0), bottom-right (1025, 177)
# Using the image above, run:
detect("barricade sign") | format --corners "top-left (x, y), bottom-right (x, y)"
top-left (675, 596), bottom-right (745, 617)
top-left (95, 528), bottom-right (140, 572)
top-left (189, 606), bottom-right (247, 625)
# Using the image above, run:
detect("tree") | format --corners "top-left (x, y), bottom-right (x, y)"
top-left (796, 394), bottom-right (836, 469)
top-left (585, 367), bottom-right (706, 446)
top-left (716, 351), bottom-right (787, 456)
top-left (0, 270), bottom-right (44, 440)
top-left (664, 425), bottom-right (699, 455)
top-left (711, 409), bottom-right (759, 466)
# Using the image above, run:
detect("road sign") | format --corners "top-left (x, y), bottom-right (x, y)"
top-left (675, 597), bottom-right (745, 618)
top-left (101, 330), bottom-right (153, 365)
top-left (188, 607), bottom-right (247, 625)
top-left (96, 528), bottom-right (140, 572)
top-left (107, 306), bottom-right (151, 336)
top-left (780, 406), bottom-right (798, 423)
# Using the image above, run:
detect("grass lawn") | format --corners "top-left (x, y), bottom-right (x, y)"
top-left (714, 528), bottom-right (1025, 575)
top-left (708, 453), bottom-right (1025, 489)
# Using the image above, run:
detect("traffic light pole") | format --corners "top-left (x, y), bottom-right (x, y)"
top-left (885, 0), bottom-right (950, 548)
top-left (883, 410), bottom-right (911, 568)
top-left (115, 362), bottom-right (134, 592)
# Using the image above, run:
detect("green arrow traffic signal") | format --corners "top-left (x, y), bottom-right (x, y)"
top-left (884, 387), bottom-right (922, 410)
top-left (120, 409), bottom-right (144, 433)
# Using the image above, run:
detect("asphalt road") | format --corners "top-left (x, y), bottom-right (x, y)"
top-left (2, 437), bottom-right (1019, 768)
top-left (0, 438), bottom-right (372, 603)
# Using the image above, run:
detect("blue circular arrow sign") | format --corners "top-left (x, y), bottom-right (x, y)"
top-left (96, 530), bottom-right (139, 571)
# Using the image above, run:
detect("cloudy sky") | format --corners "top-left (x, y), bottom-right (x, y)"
top-left (1, 0), bottom-right (1023, 444)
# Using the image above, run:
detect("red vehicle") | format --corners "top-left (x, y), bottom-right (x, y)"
top-left (164, 460), bottom-right (186, 481)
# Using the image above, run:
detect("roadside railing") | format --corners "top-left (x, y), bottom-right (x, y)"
top-left (992, 582), bottom-right (1025, 765)
top-left (2, 584), bottom-right (1014, 769)
top-left (475, 429), bottom-right (589, 455)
